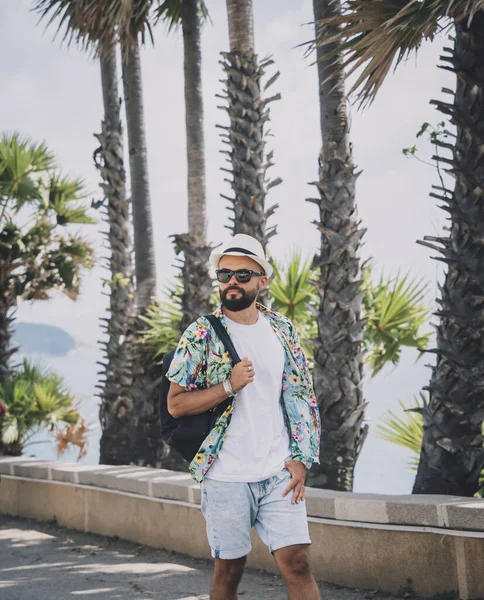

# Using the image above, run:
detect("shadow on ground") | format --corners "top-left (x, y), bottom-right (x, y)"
top-left (0, 514), bottom-right (420, 600)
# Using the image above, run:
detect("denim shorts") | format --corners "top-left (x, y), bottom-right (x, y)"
top-left (200, 468), bottom-right (312, 560)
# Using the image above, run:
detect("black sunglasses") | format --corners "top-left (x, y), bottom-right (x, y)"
top-left (216, 268), bottom-right (264, 283)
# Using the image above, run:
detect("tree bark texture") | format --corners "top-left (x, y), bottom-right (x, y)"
top-left (220, 0), bottom-right (281, 309)
top-left (226, 0), bottom-right (254, 53)
top-left (182, 0), bottom-right (207, 244)
top-left (413, 15), bottom-right (484, 496)
top-left (168, 0), bottom-right (213, 355)
top-left (307, 0), bottom-right (367, 491)
top-left (95, 49), bottom-right (138, 466)
top-left (0, 301), bottom-right (16, 383)
top-left (122, 39), bottom-right (157, 311)
top-left (172, 233), bottom-right (213, 333)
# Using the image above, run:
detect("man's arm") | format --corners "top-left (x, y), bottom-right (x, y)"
top-left (168, 356), bottom-right (255, 418)
top-left (168, 381), bottom-right (230, 418)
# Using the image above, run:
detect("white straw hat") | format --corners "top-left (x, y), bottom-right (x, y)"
top-left (209, 234), bottom-right (273, 279)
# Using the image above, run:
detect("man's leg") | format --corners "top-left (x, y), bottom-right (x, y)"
top-left (273, 544), bottom-right (320, 600)
top-left (201, 478), bottom-right (254, 599)
top-left (210, 555), bottom-right (247, 600)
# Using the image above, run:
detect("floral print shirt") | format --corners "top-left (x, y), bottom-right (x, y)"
top-left (166, 303), bottom-right (321, 483)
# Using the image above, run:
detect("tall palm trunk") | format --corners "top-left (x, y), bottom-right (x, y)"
top-left (0, 298), bottom-right (17, 383)
top-left (114, 39), bottom-right (168, 467)
top-left (95, 48), bottom-right (137, 465)
top-left (221, 0), bottom-right (281, 257)
top-left (122, 39), bottom-right (157, 311)
top-left (413, 15), bottom-right (484, 496)
top-left (174, 0), bottom-right (212, 334)
top-left (307, 0), bottom-right (367, 491)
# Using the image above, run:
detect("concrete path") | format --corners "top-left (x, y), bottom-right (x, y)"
top-left (0, 514), bottom-right (409, 600)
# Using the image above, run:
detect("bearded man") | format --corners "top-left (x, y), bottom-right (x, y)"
top-left (167, 233), bottom-right (321, 600)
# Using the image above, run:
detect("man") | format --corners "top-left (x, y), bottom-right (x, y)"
top-left (167, 233), bottom-right (321, 600)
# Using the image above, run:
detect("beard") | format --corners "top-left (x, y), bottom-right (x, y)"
top-left (220, 285), bottom-right (258, 312)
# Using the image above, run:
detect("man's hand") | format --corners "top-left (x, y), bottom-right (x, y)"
top-left (230, 357), bottom-right (255, 393)
top-left (282, 460), bottom-right (307, 504)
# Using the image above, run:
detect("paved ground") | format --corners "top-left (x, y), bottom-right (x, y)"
top-left (0, 514), bottom-right (413, 600)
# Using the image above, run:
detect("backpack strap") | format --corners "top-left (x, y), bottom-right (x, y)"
top-left (205, 314), bottom-right (241, 365)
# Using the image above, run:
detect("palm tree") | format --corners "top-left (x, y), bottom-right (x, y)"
top-left (121, 25), bottom-right (157, 312)
top-left (34, 0), bottom-right (156, 311)
top-left (0, 360), bottom-right (86, 458)
top-left (95, 48), bottom-right (138, 467)
top-left (0, 132), bottom-right (95, 380)
top-left (361, 268), bottom-right (431, 377)
top-left (305, 0), bottom-right (366, 491)
top-left (378, 394), bottom-right (484, 496)
top-left (156, 0), bottom-right (213, 333)
top-left (314, 0), bottom-right (484, 496)
top-left (220, 0), bottom-right (281, 254)
top-left (33, 0), bottom-right (143, 466)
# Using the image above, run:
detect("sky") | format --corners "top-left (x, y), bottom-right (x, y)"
top-left (1, 0), bottom-right (456, 493)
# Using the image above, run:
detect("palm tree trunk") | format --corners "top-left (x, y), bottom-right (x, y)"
top-left (226, 0), bottom-right (254, 52)
top-left (122, 39), bottom-right (157, 311)
top-left (306, 0), bottom-right (367, 491)
top-left (0, 303), bottom-right (16, 383)
top-left (176, 0), bottom-right (212, 334)
top-left (413, 16), bottom-right (484, 496)
top-left (95, 48), bottom-right (138, 466)
top-left (183, 0), bottom-right (207, 246)
top-left (221, 0), bottom-right (281, 253)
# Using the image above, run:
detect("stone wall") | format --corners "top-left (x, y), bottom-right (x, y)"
top-left (1, 457), bottom-right (484, 598)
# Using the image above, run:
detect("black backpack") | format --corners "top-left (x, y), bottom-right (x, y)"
top-left (159, 314), bottom-right (241, 462)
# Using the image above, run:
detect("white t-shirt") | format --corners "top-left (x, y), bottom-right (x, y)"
top-left (206, 313), bottom-right (291, 482)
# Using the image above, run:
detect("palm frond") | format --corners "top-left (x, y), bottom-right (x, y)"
top-left (1, 413), bottom-right (19, 445)
top-left (270, 252), bottom-right (318, 361)
top-left (377, 393), bottom-right (426, 471)
top-left (137, 281), bottom-right (184, 360)
top-left (0, 359), bottom-right (82, 453)
top-left (0, 133), bottom-right (55, 209)
top-left (33, 0), bottom-right (155, 53)
top-left (362, 267), bottom-right (431, 376)
top-left (310, 0), bottom-right (482, 105)
top-left (45, 174), bottom-right (96, 225)
top-left (154, 0), bottom-right (210, 31)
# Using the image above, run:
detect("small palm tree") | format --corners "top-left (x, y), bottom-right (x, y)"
top-left (362, 269), bottom-right (432, 377)
top-left (0, 360), bottom-right (86, 458)
top-left (0, 133), bottom-right (95, 380)
top-left (270, 253), bottom-right (318, 361)
top-left (377, 394), bottom-right (425, 472)
top-left (314, 0), bottom-right (484, 497)
top-left (137, 282), bottom-right (184, 363)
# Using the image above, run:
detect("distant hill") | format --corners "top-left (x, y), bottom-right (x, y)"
top-left (13, 323), bottom-right (77, 356)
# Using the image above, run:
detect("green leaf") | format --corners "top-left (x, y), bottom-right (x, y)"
top-left (377, 394), bottom-right (426, 471)
top-left (416, 122), bottom-right (430, 138)
top-left (362, 266), bottom-right (432, 376)
top-left (0, 359), bottom-right (80, 454)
